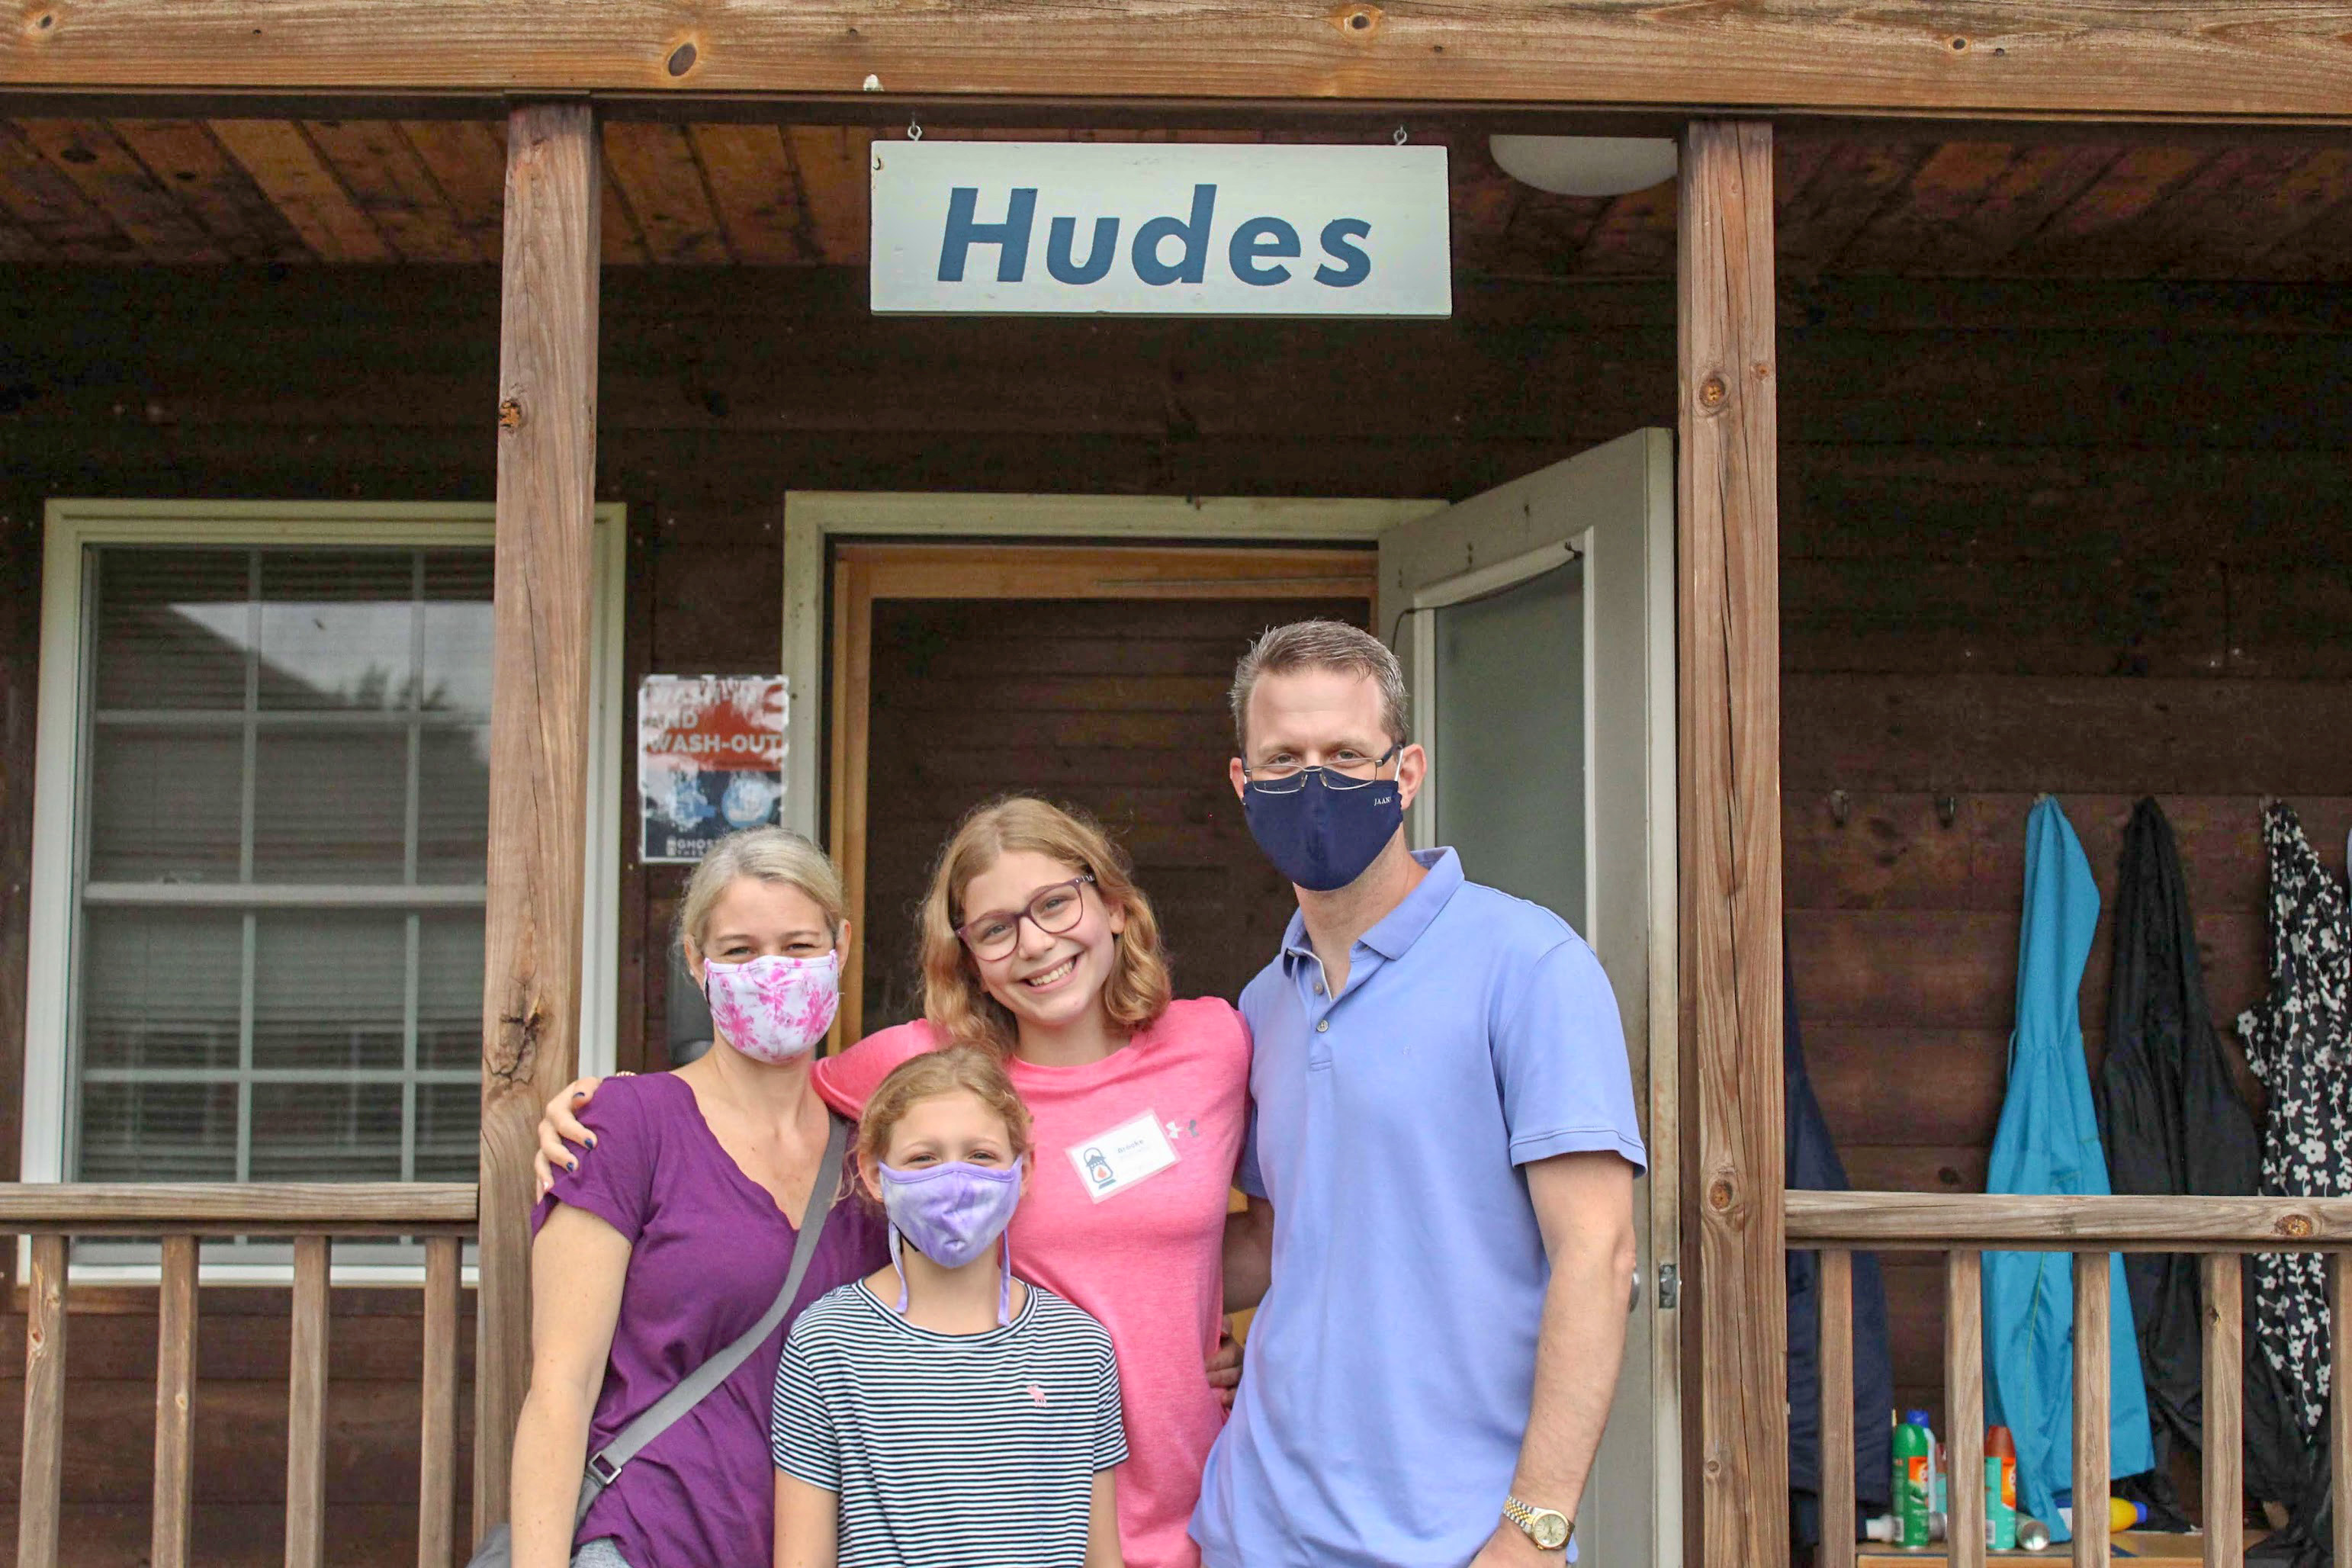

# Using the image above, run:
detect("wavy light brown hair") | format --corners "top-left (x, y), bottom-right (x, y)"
top-left (856, 1046), bottom-right (1036, 1183)
top-left (919, 797), bottom-right (1172, 1056)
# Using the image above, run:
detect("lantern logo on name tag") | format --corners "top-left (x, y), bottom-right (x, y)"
top-left (1066, 1110), bottom-right (1181, 1203)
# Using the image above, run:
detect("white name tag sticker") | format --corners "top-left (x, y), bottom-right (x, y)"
top-left (1067, 1110), bottom-right (1181, 1203)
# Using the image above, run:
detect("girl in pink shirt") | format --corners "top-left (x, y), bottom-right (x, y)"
top-left (541, 798), bottom-right (1255, 1568)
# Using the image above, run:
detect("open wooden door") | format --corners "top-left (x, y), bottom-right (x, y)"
top-left (1377, 428), bottom-right (1681, 1566)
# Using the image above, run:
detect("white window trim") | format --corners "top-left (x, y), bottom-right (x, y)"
top-left (23, 500), bottom-right (626, 1285)
top-left (776, 491), bottom-right (1445, 839)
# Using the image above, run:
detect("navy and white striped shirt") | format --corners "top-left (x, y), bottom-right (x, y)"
top-left (773, 1279), bottom-right (1126, 1568)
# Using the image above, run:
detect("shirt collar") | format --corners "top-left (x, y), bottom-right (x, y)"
top-left (1278, 848), bottom-right (1464, 969)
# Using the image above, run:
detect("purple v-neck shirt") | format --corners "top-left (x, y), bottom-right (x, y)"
top-left (533, 1072), bottom-right (889, 1568)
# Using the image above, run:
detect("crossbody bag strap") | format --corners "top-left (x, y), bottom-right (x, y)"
top-left (572, 1113), bottom-right (848, 1523)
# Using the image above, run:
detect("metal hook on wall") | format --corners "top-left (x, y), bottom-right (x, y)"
top-left (908, 114), bottom-right (924, 141)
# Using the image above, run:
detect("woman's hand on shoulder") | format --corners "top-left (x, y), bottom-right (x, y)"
top-left (534, 1073), bottom-right (627, 1199)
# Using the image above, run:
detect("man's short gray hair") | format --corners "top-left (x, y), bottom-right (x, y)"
top-left (1229, 619), bottom-right (1410, 756)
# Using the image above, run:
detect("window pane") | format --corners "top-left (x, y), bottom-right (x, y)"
top-left (1434, 559), bottom-right (1586, 933)
top-left (420, 552), bottom-right (494, 718)
top-left (80, 908), bottom-right (242, 1072)
top-left (79, 1081), bottom-right (239, 1181)
top-left (93, 548), bottom-right (252, 712)
top-left (257, 552), bottom-right (416, 712)
top-left (252, 729), bottom-right (409, 882)
top-left (249, 1082), bottom-right (403, 1181)
top-left (419, 913), bottom-right (484, 1071)
top-left (415, 1081), bottom-right (480, 1181)
top-left (253, 912), bottom-right (405, 1071)
top-left (88, 726), bottom-right (243, 882)
top-left (416, 722), bottom-right (490, 882)
top-left (74, 538), bottom-right (503, 1187)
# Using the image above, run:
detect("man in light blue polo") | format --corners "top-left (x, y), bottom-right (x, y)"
top-left (1194, 620), bottom-right (1645, 1568)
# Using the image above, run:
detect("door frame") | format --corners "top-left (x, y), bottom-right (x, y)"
top-left (780, 492), bottom-right (1444, 844)
top-left (1377, 429), bottom-right (1682, 1563)
top-left (781, 493), bottom-right (1440, 1042)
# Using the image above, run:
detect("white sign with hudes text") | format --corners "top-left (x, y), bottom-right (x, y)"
top-left (869, 140), bottom-right (1451, 317)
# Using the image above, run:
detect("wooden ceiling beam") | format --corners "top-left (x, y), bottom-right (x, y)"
top-left (0, 114), bottom-right (134, 255)
top-left (399, 117), bottom-right (506, 259)
top-left (111, 116), bottom-right (309, 260)
top-left (7, 2), bottom-right (2352, 126)
top-left (601, 120), bottom-right (726, 262)
top-left (210, 117), bottom-right (391, 259)
top-left (14, 115), bottom-right (221, 260)
top-left (301, 117), bottom-right (480, 261)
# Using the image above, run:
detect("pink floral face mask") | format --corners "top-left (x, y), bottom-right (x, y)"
top-left (702, 952), bottom-right (840, 1064)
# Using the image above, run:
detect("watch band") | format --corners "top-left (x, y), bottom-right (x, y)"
top-left (1502, 1494), bottom-right (1573, 1553)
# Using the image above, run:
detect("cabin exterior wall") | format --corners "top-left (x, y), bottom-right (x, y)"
top-left (1, 260), bottom-right (2348, 1557)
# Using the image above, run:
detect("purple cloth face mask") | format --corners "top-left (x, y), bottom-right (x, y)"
top-left (702, 952), bottom-right (839, 1065)
top-left (876, 1158), bottom-right (1023, 1325)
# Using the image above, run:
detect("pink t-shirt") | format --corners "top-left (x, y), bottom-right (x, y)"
top-left (815, 998), bottom-right (1250, 1568)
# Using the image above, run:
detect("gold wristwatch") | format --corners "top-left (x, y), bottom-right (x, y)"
top-left (1502, 1495), bottom-right (1573, 1553)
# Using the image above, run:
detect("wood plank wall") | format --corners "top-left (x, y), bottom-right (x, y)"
top-left (1778, 280), bottom-right (2352, 1427)
top-left (0, 262), bottom-right (2347, 1554)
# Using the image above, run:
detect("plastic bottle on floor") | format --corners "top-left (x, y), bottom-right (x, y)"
top-left (1984, 1425), bottom-right (2018, 1549)
top-left (1894, 1411), bottom-right (1934, 1547)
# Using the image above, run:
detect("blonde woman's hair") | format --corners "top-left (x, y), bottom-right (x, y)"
top-left (918, 797), bottom-right (1172, 1056)
top-left (673, 827), bottom-right (846, 962)
top-left (857, 1046), bottom-right (1035, 1174)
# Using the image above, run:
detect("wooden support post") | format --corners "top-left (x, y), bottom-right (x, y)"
top-left (476, 98), bottom-right (601, 1541)
top-left (2202, 1252), bottom-right (2243, 1568)
top-left (286, 1235), bottom-right (329, 1568)
top-left (2331, 1253), bottom-right (2351, 1568)
top-left (419, 1235), bottom-right (462, 1568)
top-left (152, 1235), bottom-right (198, 1568)
top-left (1677, 117), bottom-right (1786, 1568)
top-left (2072, 1253), bottom-right (2110, 1568)
top-left (1945, 1251), bottom-right (1985, 1568)
top-left (1817, 1249), bottom-right (1855, 1568)
top-left (18, 1232), bottom-right (67, 1568)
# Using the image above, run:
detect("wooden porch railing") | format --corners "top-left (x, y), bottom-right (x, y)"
top-left (1790, 1192), bottom-right (2352, 1568)
top-left (2, 1183), bottom-right (477, 1568)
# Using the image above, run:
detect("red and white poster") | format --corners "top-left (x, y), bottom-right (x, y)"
top-left (638, 675), bottom-right (789, 863)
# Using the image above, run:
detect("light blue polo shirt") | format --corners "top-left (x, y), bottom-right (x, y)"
top-left (1191, 848), bottom-right (1647, 1568)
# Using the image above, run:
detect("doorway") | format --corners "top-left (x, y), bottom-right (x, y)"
top-left (788, 457), bottom-right (1678, 1566)
top-left (825, 541), bottom-right (1376, 1041)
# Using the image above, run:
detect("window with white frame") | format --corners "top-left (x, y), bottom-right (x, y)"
top-left (26, 503), bottom-right (622, 1214)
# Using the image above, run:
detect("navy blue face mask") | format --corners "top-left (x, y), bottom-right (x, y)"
top-left (1242, 751), bottom-right (1405, 892)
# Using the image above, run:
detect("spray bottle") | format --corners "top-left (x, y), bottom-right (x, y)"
top-left (1984, 1425), bottom-right (2018, 1549)
top-left (1894, 1411), bottom-right (1934, 1547)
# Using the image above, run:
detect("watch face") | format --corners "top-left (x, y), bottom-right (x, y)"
top-left (1533, 1514), bottom-right (1570, 1550)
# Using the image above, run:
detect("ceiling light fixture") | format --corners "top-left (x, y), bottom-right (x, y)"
top-left (1488, 136), bottom-right (1679, 198)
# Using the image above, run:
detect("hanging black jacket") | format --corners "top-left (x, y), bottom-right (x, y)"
top-left (2093, 798), bottom-right (2289, 1525)
top-left (1785, 952), bottom-right (1894, 1544)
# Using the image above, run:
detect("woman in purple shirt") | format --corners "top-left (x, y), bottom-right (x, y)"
top-left (510, 829), bottom-right (890, 1568)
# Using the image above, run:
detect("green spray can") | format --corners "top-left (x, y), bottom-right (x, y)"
top-left (1894, 1411), bottom-right (1934, 1547)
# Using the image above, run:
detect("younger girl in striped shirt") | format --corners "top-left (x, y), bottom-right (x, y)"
top-left (772, 1047), bottom-right (1128, 1568)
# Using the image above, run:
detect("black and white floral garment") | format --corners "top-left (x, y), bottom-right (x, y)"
top-left (2237, 801), bottom-right (2352, 1444)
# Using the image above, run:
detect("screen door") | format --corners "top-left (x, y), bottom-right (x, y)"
top-left (1378, 427), bottom-right (1680, 1566)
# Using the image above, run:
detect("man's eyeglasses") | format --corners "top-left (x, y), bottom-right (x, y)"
top-left (1241, 743), bottom-right (1403, 795)
top-left (956, 874), bottom-right (1096, 960)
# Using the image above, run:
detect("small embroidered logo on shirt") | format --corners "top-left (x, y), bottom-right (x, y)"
top-left (1027, 1383), bottom-right (1049, 1408)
